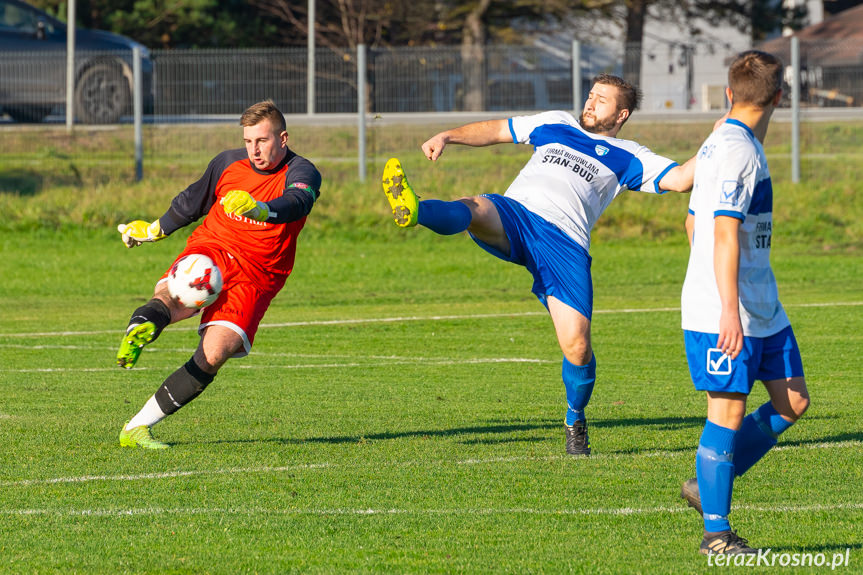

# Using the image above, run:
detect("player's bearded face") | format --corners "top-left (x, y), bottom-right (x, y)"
top-left (244, 120), bottom-right (288, 171)
top-left (580, 83), bottom-right (623, 135)
top-left (579, 109), bottom-right (620, 134)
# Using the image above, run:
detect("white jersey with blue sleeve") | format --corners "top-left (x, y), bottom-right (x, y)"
top-left (505, 110), bottom-right (678, 250)
top-left (681, 119), bottom-right (789, 337)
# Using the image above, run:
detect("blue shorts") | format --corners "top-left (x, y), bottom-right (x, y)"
top-left (684, 325), bottom-right (805, 394)
top-left (470, 194), bottom-right (593, 320)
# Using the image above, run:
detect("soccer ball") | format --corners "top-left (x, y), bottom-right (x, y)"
top-left (167, 254), bottom-right (223, 309)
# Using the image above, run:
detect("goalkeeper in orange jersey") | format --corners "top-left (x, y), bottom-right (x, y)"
top-left (114, 100), bottom-right (321, 449)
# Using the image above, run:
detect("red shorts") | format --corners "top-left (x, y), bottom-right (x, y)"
top-left (159, 245), bottom-right (287, 356)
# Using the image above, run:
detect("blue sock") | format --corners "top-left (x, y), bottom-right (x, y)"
top-left (417, 200), bottom-right (472, 235)
top-left (696, 420), bottom-right (737, 533)
top-left (734, 401), bottom-right (795, 476)
top-left (562, 355), bottom-right (596, 425)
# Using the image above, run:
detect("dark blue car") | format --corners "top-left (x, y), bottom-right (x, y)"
top-left (0, 0), bottom-right (153, 123)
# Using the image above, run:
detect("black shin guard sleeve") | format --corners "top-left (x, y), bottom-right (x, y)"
top-left (154, 358), bottom-right (216, 415)
top-left (128, 298), bottom-right (172, 339)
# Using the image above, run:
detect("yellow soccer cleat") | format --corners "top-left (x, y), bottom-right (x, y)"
top-left (116, 322), bottom-right (157, 369)
top-left (381, 158), bottom-right (418, 227)
top-left (119, 422), bottom-right (169, 449)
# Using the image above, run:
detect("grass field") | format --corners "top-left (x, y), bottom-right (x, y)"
top-left (2, 120), bottom-right (862, 248)
top-left (1, 224), bottom-right (861, 573)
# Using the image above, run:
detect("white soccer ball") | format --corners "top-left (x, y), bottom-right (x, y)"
top-left (167, 254), bottom-right (223, 309)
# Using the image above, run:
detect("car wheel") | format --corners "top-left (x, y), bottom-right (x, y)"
top-left (5, 106), bottom-right (52, 123)
top-left (75, 62), bottom-right (131, 124)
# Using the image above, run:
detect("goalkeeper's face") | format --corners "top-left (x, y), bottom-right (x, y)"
top-left (243, 119), bottom-right (289, 171)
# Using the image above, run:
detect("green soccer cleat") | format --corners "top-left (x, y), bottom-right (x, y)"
top-left (119, 422), bottom-right (169, 449)
top-left (382, 157), bottom-right (419, 227)
top-left (116, 322), bottom-right (157, 369)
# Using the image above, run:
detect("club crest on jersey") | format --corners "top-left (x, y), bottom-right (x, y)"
top-left (706, 348), bottom-right (732, 375)
top-left (720, 180), bottom-right (742, 206)
top-left (595, 145), bottom-right (610, 157)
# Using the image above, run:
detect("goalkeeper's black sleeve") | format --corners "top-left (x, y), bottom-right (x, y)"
top-left (159, 149), bottom-right (246, 235)
top-left (265, 154), bottom-right (322, 224)
top-left (156, 148), bottom-right (321, 230)
top-left (266, 187), bottom-right (317, 223)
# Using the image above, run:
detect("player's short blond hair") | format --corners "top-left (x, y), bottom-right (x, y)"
top-left (240, 100), bottom-right (287, 133)
top-left (729, 51), bottom-right (784, 108)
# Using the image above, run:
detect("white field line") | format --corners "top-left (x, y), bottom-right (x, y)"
top-left (1, 301), bottom-right (860, 339)
top-left (0, 356), bottom-right (552, 373)
top-left (0, 343), bottom-right (546, 363)
top-left (1, 440), bottom-right (860, 489)
top-left (0, 344), bottom-right (400, 359)
top-left (1, 501), bottom-right (861, 519)
top-left (0, 311), bottom-right (549, 338)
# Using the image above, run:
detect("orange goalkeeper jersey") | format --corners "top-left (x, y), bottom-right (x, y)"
top-left (157, 148), bottom-right (321, 288)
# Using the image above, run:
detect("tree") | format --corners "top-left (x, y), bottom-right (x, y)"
top-left (30, 0), bottom-right (283, 48)
top-left (248, 0), bottom-right (416, 54)
top-left (623, 0), bottom-right (647, 86)
top-left (620, 0), bottom-right (810, 90)
top-left (459, 0), bottom-right (491, 111)
top-left (417, 0), bottom-right (580, 110)
top-left (248, 0), bottom-right (582, 110)
top-left (678, 0), bottom-right (808, 41)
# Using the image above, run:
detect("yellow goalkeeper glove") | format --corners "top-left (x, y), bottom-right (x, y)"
top-left (117, 219), bottom-right (165, 248)
top-left (221, 189), bottom-right (272, 222)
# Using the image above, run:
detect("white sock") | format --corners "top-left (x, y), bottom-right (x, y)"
top-left (126, 396), bottom-right (168, 430)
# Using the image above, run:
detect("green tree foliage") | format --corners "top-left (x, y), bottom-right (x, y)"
top-left (22, 0), bottom-right (811, 54)
top-left (26, 0), bottom-right (283, 47)
top-left (661, 0), bottom-right (808, 41)
top-left (427, 0), bottom-right (580, 45)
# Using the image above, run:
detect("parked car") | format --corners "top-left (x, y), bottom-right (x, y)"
top-left (0, 0), bottom-right (153, 123)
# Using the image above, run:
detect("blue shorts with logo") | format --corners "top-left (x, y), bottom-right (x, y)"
top-left (684, 325), bottom-right (804, 394)
top-left (470, 194), bottom-right (593, 320)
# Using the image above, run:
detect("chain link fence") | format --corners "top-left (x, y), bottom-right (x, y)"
top-left (1, 41), bottom-right (861, 181)
top-left (0, 43), bottom-right (619, 123)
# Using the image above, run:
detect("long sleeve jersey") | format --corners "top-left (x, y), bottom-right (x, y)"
top-left (158, 147), bottom-right (322, 285)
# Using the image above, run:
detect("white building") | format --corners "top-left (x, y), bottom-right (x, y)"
top-left (585, 1), bottom-right (826, 111)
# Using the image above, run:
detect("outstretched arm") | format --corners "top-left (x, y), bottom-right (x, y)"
top-left (421, 119), bottom-right (512, 161)
top-left (658, 155), bottom-right (696, 193)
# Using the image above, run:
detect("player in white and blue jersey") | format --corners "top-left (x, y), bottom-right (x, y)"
top-left (678, 51), bottom-right (810, 555)
top-left (381, 74), bottom-right (696, 456)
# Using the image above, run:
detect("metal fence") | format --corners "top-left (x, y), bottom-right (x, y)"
top-left (3, 41), bottom-right (863, 122)
top-left (1, 40), bottom-right (862, 181)
top-left (783, 40), bottom-right (863, 108)
top-left (0, 43), bottom-right (619, 122)
top-left (145, 44), bottom-right (588, 117)
top-left (0, 48), bottom-right (154, 124)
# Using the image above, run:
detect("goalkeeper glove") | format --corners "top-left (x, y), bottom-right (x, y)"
top-left (117, 219), bottom-right (165, 248)
top-left (221, 189), bottom-right (273, 222)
